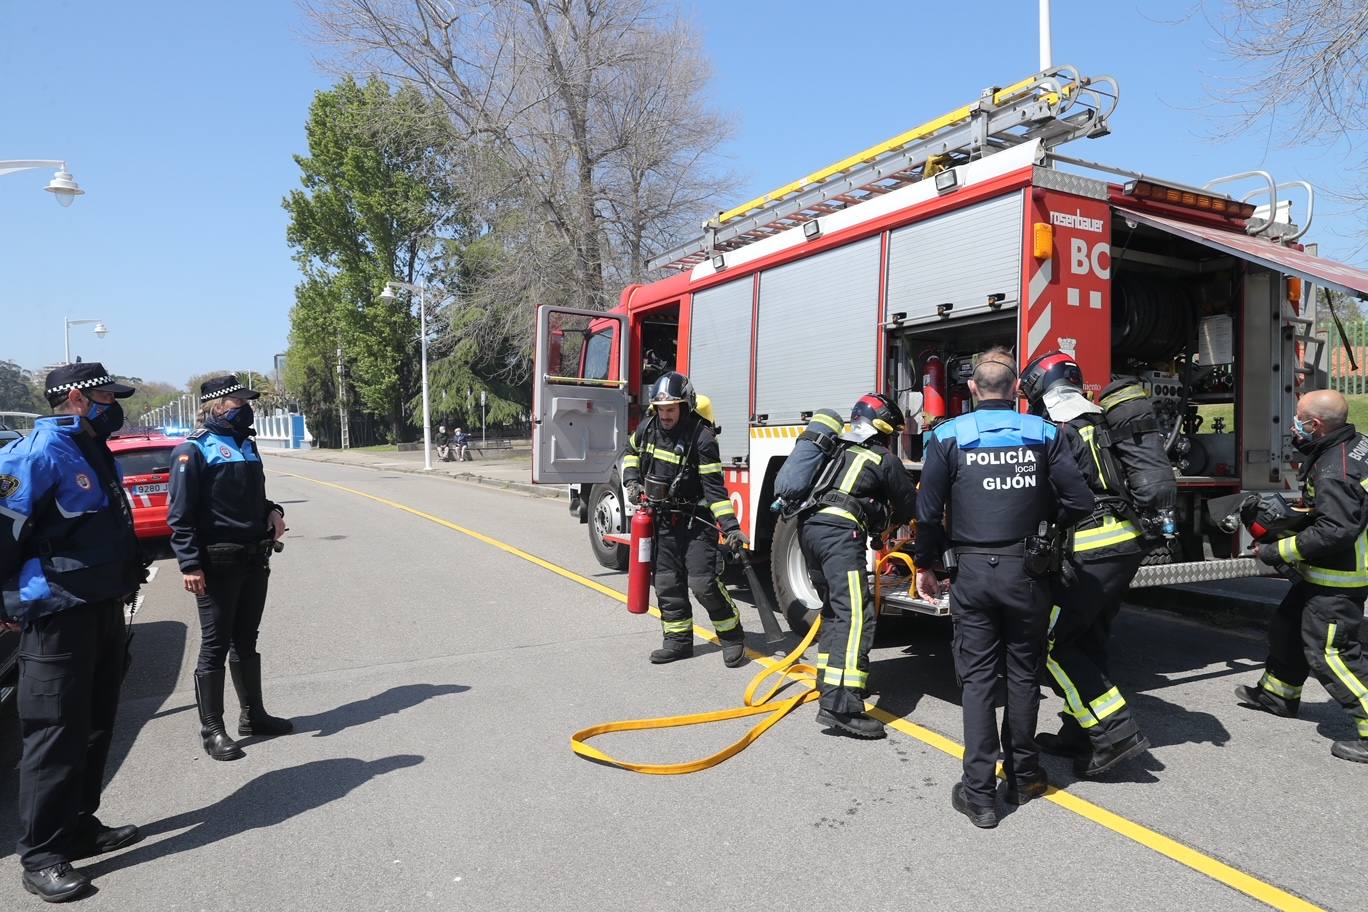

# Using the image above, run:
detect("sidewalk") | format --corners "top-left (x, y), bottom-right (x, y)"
top-left (262, 444), bottom-right (563, 500)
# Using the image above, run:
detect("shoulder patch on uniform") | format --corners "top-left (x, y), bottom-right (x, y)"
top-left (75, 473), bottom-right (92, 490)
top-left (0, 474), bottom-right (20, 499)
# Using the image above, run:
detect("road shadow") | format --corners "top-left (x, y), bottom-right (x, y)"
top-left (279, 683), bottom-right (471, 739)
top-left (83, 755), bottom-right (424, 877)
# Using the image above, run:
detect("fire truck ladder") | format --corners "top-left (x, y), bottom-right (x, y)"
top-left (651, 64), bottom-right (1119, 272)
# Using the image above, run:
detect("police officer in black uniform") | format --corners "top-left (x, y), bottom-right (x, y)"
top-left (0, 363), bottom-right (144, 902)
top-left (800, 393), bottom-right (917, 739)
top-left (168, 375), bottom-right (292, 761)
top-left (1020, 352), bottom-right (1154, 776)
top-left (621, 372), bottom-right (748, 666)
top-left (1238, 389), bottom-right (1368, 763)
top-left (915, 349), bottom-right (1093, 828)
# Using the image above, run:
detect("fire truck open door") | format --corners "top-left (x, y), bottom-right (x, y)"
top-left (532, 306), bottom-right (630, 485)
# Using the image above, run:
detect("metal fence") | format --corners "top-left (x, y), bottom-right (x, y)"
top-left (1328, 320), bottom-right (1368, 396)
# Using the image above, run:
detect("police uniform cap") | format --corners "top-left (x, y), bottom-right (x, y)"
top-left (44, 362), bottom-right (136, 406)
top-left (199, 374), bottom-right (261, 402)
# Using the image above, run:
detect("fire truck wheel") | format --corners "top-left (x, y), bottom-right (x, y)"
top-left (588, 477), bottom-right (629, 571)
top-left (770, 516), bottom-right (820, 636)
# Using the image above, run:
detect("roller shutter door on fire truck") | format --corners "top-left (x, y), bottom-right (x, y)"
top-left (886, 191), bottom-right (1025, 323)
top-left (754, 235), bottom-right (882, 424)
top-left (688, 277), bottom-right (754, 464)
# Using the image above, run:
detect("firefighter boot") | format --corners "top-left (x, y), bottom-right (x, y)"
top-left (230, 655), bottom-right (295, 737)
top-left (816, 708), bottom-right (887, 739)
top-left (650, 637), bottom-right (694, 664)
top-left (1075, 721), bottom-right (1151, 778)
top-left (1330, 739), bottom-right (1368, 763)
top-left (195, 670), bottom-right (245, 761)
top-left (1235, 683), bottom-right (1300, 718)
top-left (1034, 713), bottom-right (1090, 758)
top-left (720, 633), bottom-right (748, 668)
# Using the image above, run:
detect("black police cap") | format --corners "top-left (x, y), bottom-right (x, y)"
top-left (199, 375), bottom-right (261, 402)
top-left (44, 362), bottom-right (136, 406)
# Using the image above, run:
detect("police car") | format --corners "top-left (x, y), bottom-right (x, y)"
top-left (107, 428), bottom-right (178, 541)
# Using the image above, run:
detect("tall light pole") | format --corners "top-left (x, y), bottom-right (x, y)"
top-left (63, 317), bottom-right (108, 364)
top-left (0, 160), bottom-right (85, 207)
top-left (378, 280), bottom-right (433, 471)
top-left (1039, 0), bottom-right (1052, 70)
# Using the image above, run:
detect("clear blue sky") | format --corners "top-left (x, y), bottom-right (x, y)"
top-left (2, 1), bottom-right (1361, 388)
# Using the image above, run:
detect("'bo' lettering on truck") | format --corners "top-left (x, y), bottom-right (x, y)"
top-left (529, 65), bottom-right (1368, 627)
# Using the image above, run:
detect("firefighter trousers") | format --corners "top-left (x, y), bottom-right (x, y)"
top-left (950, 552), bottom-right (1049, 804)
top-left (799, 518), bottom-right (874, 715)
top-left (1260, 582), bottom-right (1368, 738)
top-left (652, 510), bottom-right (742, 644)
top-left (1045, 549), bottom-right (1146, 747)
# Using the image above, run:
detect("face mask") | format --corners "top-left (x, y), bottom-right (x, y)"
top-left (1291, 415), bottom-right (1314, 442)
top-left (86, 400), bottom-right (124, 438)
top-left (224, 404), bottom-right (255, 432)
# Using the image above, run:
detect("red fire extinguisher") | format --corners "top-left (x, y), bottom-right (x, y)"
top-left (921, 352), bottom-right (947, 425)
top-left (627, 501), bottom-right (654, 615)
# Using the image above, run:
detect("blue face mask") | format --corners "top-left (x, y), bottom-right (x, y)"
top-left (86, 400), bottom-right (124, 438)
top-left (1291, 415), bottom-right (1314, 442)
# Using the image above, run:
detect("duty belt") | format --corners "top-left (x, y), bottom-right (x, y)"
top-left (951, 541), bottom-right (1027, 557)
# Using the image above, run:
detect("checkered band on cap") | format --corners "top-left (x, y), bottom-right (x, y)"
top-left (201, 383), bottom-right (247, 401)
top-left (46, 375), bottom-right (117, 396)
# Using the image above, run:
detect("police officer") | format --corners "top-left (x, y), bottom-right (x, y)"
top-left (1021, 352), bottom-right (1154, 776)
top-left (168, 375), bottom-right (292, 762)
top-left (915, 348), bottom-right (1093, 828)
top-left (621, 372), bottom-right (748, 666)
top-left (0, 363), bottom-right (144, 902)
top-left (800, 393), bottom-right (917, 739)
top-left (1238, 389), bottom-right (1368, 763)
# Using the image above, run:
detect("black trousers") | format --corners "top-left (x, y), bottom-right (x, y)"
top-left (195, 553), bottom-right (271, 674)
top-left (950, 553), bottom-right (1049, 803)
top-left (1045, 549), bottom-right (1146, 746)
top-left (16, 600), bottom-right (126, 870)
top-left (1261, 582), bottom-right (1368, 738)
top-left (800, 519), bottom-right (874, 714)
top-left (652, 511), bottom-right (741, 642)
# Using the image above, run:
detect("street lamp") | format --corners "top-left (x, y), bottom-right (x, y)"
top-left (0, 160), bottom-right (85, 207)
top-left (378, 280), bottom-right (434, 471)
top-left (63, 317), bottom-right (108, 364)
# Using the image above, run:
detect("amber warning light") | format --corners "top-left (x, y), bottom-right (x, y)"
top-left (1123, 180), bottom-right (1258, 219)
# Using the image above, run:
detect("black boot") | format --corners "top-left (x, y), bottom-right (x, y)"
top-left (950, 783), bottom-right (998, 829)
top-left (230, 655), bottom-right (294, 737)
top-left (816, 707), bottom-right (887, 739)
top-left (21, 863), bottom-right (90, 903)
top-left (1005, 770), bottom-right (1050, 806)
top-left (71, 815), bottom-right (141, 859)
top-left (1075, 729), bottom-right (1151, 778)
top-left (1235, 683), bottom-right (1300, 718)
top-left (195, 670), bottom-right (245, 761)
top-left (650, 637), bottom-right (694, 664)
top-left (1035, 714), bottom-right (1090, 758)
top-left (1331, 739), bottom-right (1368, 763)
top-left (720, 635), bottom-right (747, 668)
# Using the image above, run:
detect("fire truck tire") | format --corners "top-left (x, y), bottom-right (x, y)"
top-left (769, 516), bottom-right (821, 636)
top-left (588, 476), bottom-right (629, 571)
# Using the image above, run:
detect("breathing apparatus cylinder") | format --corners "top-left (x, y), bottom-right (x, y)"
top-left (627, 502), bottom-right (654, 615)
top-left (921, 353), bottom-right (947, 424)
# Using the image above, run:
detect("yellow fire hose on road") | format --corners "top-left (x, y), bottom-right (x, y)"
top-left (570, 617), bottom-right (824, 775)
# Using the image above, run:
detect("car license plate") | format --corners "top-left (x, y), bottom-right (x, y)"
top-left (132, 483), bottom-right (168, 495)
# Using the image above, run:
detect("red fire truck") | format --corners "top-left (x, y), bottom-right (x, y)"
top-left (531, 65), bottom-right (1368, 626)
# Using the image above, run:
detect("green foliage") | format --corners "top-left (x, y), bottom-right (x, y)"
top-left (0, 360), bottom-right (44, 414)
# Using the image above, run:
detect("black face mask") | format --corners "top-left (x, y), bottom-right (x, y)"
top-left (224, 404), bottom-right (255, 433)
top-left (86, 400), bottom-right (125, 439)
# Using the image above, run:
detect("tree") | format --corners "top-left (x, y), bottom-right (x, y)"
top-left (283, 76), bottom-right (465, 442)
top-left (303, 0), bottom-right (736, 388)
top-left (0, 360), bottom-right (43, 413)
top-left (1202, 1), bottom-right (1368, 240)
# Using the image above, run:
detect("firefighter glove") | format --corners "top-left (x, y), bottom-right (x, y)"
top-left (1253, 542), bottom-right (1281, 566)
top-left (725, 529), bottom-right (750, 553)
top-left (624, 481), bottom-right (645, 504)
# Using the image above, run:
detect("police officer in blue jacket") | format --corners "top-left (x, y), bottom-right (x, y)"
top-left (0, 363), bottom-right (144, 902)
top-left (168, 375), bottom-right (291, 762)
top-left (914, 348), bottom-right (1093, 829)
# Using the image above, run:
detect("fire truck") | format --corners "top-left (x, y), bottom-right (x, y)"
top-left (530, 65), bottom-right (1368, 627)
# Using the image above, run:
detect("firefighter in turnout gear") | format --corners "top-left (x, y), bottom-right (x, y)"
top-left (1021, 352), bottom-right (1155, 777)
top-left (168, 375), bottom-right (292, 762)
top-left (799, 393), bottom-right (916, 739)
top-left (622, 372), bottom-right (748, 666)
top-left (0, 363), bottom-right (144, 902)
top-left (1237, 389), bottom-right (1368, 764)
top-left (915, 349), bottom-right (1094, 828)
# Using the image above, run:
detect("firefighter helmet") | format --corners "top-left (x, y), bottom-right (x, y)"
top-left (850, 392), bottom-right (905, 438)
top-left (1020, 351), bottom-right (1085, 414)
top-left (648, 371), bottom-right (696, 411)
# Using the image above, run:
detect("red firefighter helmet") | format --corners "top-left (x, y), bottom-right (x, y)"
top-left (851, 392), bottom-right (905, 438)
top-left (1020, 351), bottom-right (1085, 414)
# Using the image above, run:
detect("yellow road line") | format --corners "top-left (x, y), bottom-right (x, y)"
top-left (279, 470), bottom-right (1323, 912)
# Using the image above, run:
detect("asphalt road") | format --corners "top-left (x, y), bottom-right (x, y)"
top-left (1, 458), bottom-right (1362, 911)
